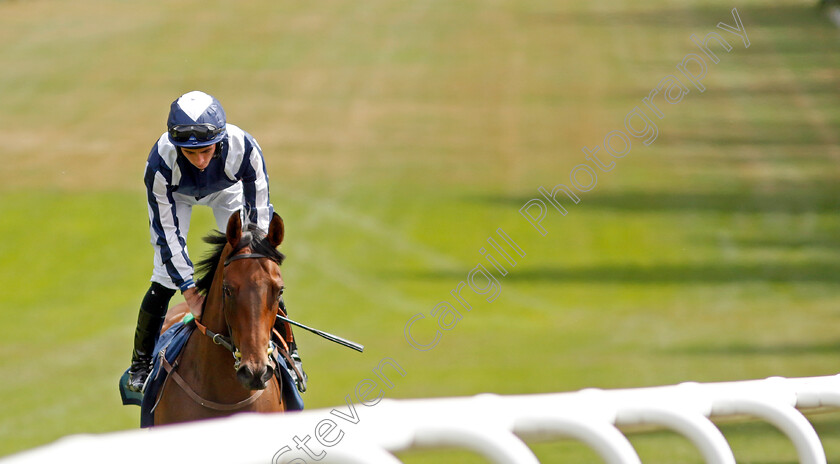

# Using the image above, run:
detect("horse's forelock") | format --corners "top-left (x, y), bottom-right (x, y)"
top-left (195, 224), bottom-right (285, 296)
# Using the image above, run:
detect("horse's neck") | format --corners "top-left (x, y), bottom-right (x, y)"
top-left (201, 245), bottom-right (231, 340)
top-left (188, 245), bottom-right (240, 383)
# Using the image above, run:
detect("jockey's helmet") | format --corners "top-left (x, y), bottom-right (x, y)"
top-left (167, 91), bottom-right (227, 148)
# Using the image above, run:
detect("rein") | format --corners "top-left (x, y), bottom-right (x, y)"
top-left (193, 317), bottom-right (236, 355)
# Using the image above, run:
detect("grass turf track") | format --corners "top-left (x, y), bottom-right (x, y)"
top-left (1, 0), bottom-right (839, 462)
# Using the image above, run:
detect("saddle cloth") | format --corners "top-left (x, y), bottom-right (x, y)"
top-left (119, 319), bottom-right (304, 428)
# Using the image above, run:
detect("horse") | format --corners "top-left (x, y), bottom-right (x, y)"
top-left (152, 211), bottom-right (288, 425)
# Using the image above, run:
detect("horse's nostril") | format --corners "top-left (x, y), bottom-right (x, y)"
top-left (237, 363), bottom-right (271, 390)
top-left (262, 364), bottom-right (275, 382)
top-left (236, 365), bottom-right (251, 379)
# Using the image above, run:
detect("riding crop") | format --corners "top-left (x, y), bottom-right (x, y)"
top-left (277, 314), bottom-right (364, 353)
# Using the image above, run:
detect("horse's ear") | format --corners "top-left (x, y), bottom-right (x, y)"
top-left (226, 211), bottom-right (242, 247)
top-left (267, 212), bottom-right (284, 248)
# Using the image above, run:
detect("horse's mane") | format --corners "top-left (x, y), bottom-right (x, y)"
top-left (194, 223), bottom-right (286, 296)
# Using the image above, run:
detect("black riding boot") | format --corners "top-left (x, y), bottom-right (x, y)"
top-left (277, 296), bottom-right (307, 392)
top-left (127, 283), bottom-right (175, 393)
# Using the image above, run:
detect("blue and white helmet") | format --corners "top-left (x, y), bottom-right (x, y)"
top-left (167, 91), bottom-right (227, 148)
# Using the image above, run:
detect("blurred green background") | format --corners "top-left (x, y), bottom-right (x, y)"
top-left (1, 0), bottom-right (839, 462)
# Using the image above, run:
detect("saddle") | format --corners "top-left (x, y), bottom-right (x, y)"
top-left (119, 314), bottom-right (304, 428)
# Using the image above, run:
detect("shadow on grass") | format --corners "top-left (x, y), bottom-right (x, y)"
top-left (658, 121), bottom-right (836, 147)
top-left (732, 237), bottom-right (840, 251)
top-left (614, 78), bottom-right (840, 103)
top-left (392, 261), bottom-right (840, 284)
top-left (472, 183), bottom-right (840, 215)
top-left (662, 341), bottom-right (840, 357)
top-left (525, 4), bottom-right (832, 32)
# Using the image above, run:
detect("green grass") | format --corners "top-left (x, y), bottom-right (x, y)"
top-left (2, 0), bottom-right (840, 462)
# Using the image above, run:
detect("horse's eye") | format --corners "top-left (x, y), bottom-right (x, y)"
top-left (223, 285), bottom-right (233, 298)
top-left (277, 286), bottom-right (285, 300)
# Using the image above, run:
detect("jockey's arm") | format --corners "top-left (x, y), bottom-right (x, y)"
top-left (145, 161), bottom-right (196, 292)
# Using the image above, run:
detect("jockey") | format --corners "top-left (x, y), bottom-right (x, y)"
top-left (127, 90), bottom-right (304, 393)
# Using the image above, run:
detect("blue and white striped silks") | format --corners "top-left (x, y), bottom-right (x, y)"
top-left (144, 123), bottom-right (275, 291)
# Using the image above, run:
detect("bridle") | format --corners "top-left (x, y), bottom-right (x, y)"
top-left (193, 250), bottom-right (279, 369)
top-left (158, 249), bottom-right (281, 412)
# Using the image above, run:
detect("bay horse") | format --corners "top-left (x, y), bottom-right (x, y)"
top-left (152, 211), bottom-right (287, 424)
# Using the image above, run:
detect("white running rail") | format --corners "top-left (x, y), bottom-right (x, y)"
top-left (3, 375), bottom-right (840, 464)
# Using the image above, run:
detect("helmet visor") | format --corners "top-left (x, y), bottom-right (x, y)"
top-left (169, 124), bottom-right (224, 144)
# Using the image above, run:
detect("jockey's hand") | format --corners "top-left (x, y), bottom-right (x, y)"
top-left (183, 287), bottom-right (205, 318)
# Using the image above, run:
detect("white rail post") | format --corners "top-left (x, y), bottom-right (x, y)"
top-left (499, 392), bottom-right (642, 464)
top-left (2, 375), bottom-right (840, 464)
